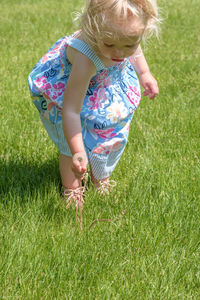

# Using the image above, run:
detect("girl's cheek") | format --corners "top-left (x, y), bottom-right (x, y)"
top-left (103, 48), bottom-right (111, 58)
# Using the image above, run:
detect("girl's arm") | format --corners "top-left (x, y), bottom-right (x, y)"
top-left (129, 45), bottom-right (159, 99)
top-left (62, 52), bottom-right (96, 176)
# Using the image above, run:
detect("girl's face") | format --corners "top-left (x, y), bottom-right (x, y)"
top-left (96, 16), bottom-right (144, 62)
top-left (97, 35), bottom-right (141, 62)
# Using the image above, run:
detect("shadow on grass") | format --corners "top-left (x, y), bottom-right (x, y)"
top-left (0, 157), bottom-right (61, 203)
top-left (0, 156), bottom-right (136, 223)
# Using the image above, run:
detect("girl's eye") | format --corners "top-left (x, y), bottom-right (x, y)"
top-left (104, 43), bottom-right (114, 48)
top-left (126, 45), bottom-right (135, 48)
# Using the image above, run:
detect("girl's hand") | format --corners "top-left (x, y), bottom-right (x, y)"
top-left (139, 71), bottom-right (159, 100)
top-left (72, 152), bottom-right (88, 180)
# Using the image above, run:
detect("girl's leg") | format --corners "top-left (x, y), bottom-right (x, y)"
top-left (59, 153), bottom-right (81, 189)
top-left (59, 154), bottom-right (85, 231)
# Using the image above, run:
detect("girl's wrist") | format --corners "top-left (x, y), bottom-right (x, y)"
top-left (138, 68), bottom-right (150, 77)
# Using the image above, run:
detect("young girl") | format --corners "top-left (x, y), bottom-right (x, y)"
top-left (28, 0), bottom-right (160, 228)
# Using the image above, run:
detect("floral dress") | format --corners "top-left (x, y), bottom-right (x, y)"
top-left (28, 34), bottom-right (141, 180)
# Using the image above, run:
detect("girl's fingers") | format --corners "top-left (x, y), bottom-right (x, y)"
top-left (142, 90), bottom-right (149, 97)
top-left (72, 160), bottom-right (87, 173)
top-left (72, 163), bottom-right (86, 174)
top-left (72, 152), bottom-right (88, 178)
top-left (143, 86), bottom-right (159, 99)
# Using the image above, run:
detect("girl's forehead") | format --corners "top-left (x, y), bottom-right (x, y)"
top-left (105, 13), bottom-right (145, 34)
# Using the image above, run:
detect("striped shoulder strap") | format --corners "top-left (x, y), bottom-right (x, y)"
top-left (67, 38), bottom-right (105, 72)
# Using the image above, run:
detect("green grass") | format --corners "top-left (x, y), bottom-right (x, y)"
top-left (0, 0), bottom-right (200, 299)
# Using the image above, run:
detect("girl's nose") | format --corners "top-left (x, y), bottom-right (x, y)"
top-left (114, 49), bottom-right (123, 58)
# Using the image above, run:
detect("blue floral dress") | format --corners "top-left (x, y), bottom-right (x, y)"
top-left (28, 34), bottom-right (141, 180)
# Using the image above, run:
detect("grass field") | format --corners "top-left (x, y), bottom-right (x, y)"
top-left (0, 0), bottom-right (200, 299)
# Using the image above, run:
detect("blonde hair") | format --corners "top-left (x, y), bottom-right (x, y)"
top-left (80, 0), bottom-right (160, 46)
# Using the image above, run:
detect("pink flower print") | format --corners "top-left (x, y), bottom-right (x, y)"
top-left (41, 46), bottom-right (59, 64)
top-left (41, 37), bottom-right (68, 64)
top-left (93, 138), bottom-right (123, 155)
top-left (35, 76), bottom-right (47, 88)
top-left (87, 88), bottom-right (107, 111)
top-left (53, 82), bottom-right (65, 91)
top-left (52, 82), bottom-right (65, 99)
top-left (35, 76), bottom-right (52, 96)
top-left (93, 144), bottom-right (107, 154)
top-left (88, 91), bottom-right (99, 110)
top-left (96, 70), bottom-right (109, 83)
top-left (41, 54), bottom-right (50, 64)
top-left (97, 76), bottom-right (111, 89)
top-left (127, 86), bottom-right (141, 107)
top-left (91, 127), bottom-right (116, 140)
top-left (34, 77), bottom-right (65, 101)
top-left (89, 80), bottom-right (95, 88)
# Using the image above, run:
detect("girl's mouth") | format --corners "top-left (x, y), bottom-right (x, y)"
top-left (111, 58), bottom-right (124, 62)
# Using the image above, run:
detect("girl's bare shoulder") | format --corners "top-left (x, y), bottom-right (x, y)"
top-left (66, 31), bottom-right (96, 77)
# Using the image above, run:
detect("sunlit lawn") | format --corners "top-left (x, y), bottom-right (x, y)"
top-left (0, 0), bottom-right (199, 299)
